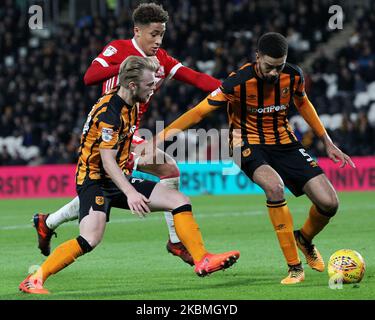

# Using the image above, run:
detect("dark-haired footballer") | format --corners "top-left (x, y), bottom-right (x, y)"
top-left (156, 32), bottom-right (355, 284)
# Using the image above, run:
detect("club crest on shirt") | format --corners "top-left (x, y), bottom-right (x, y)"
top-left (103, 45), bottom-right (117, 57)
top-left (242, 148), bottom-right (251, 157)
top-left (310, 160), bottom-right (318, 168)
top-left (102, 128), bottom-right (114, 142)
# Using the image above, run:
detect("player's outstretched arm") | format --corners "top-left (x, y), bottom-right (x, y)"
top-left (319, 134), bottom-right (356, 168)
top-left (294, 95), bottom-right (355, 168)
top-left (157, 96), bottom-right (221, 143)
top-left (84, 62), bottom-right (120, 86)
top-left (83, 40), bottom-right (124, 86)
top-left (174, 66), bottom-right (222, 92)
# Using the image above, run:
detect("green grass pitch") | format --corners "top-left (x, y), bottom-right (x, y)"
top-left (0, 192), bottom-right (374, 300)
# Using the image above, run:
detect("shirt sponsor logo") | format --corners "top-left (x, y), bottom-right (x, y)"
top-left (103, 45), bottom-right (118, 57)
top-left (248, 104), bottom-right (288, 113)
top-left (102, 128), bottom-right (114, 142)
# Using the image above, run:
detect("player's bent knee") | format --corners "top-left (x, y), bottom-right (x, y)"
top-left (316, 194), bottom-right (339, 217)
top-left (264, 182), bottom-right (285, 201)
top-left (172, 204), bottom-right (192, 215)
top-left (173, 192), bottom-right (191, 208)
top-left (77, 234), bottom-right (103, 250)
top-left (76, 235), bottom-right (94, 253)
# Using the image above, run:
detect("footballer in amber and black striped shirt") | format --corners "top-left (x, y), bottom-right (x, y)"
top-left (19, 55), bottom-right (242, 294)
top-left (75, 87), bottom-right (138, 185)
top-left (158, 32), bottom-right (354, 285)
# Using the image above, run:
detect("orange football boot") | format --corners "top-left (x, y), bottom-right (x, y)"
top-left (294, 230), bottom-right (325, 272)
top-left (194, 251), bottom-right (240, 277)
top-left (19, 275), bottom-right (50, 294)
top-left (281, 263), bottom-right (305, 284)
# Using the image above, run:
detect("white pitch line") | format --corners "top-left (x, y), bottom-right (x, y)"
top-left (0, 210), bottom-right (264, 231)
top-left (1, 203), bottom-right (374, 231)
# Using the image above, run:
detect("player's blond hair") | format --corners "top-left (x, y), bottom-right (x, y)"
top-left (118, 56), bottom-right (159, 88)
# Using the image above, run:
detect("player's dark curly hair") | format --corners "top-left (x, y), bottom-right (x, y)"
top-left (132, 3), bottom-right (169, 25)
top-left (257, 32), bottom-right (288, 58)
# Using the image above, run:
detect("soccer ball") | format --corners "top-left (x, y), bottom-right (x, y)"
top-left (328, 249), bottom-right (366, 284)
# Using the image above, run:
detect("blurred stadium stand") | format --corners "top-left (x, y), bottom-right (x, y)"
top-left (0, 0), bottom-right (374, 166)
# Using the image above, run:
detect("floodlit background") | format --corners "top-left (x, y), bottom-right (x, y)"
top-left (0, 0), bottom-right (374, 300)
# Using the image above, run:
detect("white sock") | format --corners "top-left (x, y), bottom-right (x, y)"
top-left (160, 177), bottom-right (181, 244)
top-left (45, 196), bottom-right (80, 229)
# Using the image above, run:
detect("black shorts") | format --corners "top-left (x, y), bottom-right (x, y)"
top-left (76, 176), bottom-right (157, 222)
top-left (237, 141), bottom-right (324, 197)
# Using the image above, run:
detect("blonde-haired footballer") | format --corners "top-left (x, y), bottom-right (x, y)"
top-left (19, 56), bottom-right (239, 294)
top-left (32, 2), bottom-right (222, 266)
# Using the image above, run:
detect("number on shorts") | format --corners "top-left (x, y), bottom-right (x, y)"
top-left (299, 148), bottom-right (313, 162)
